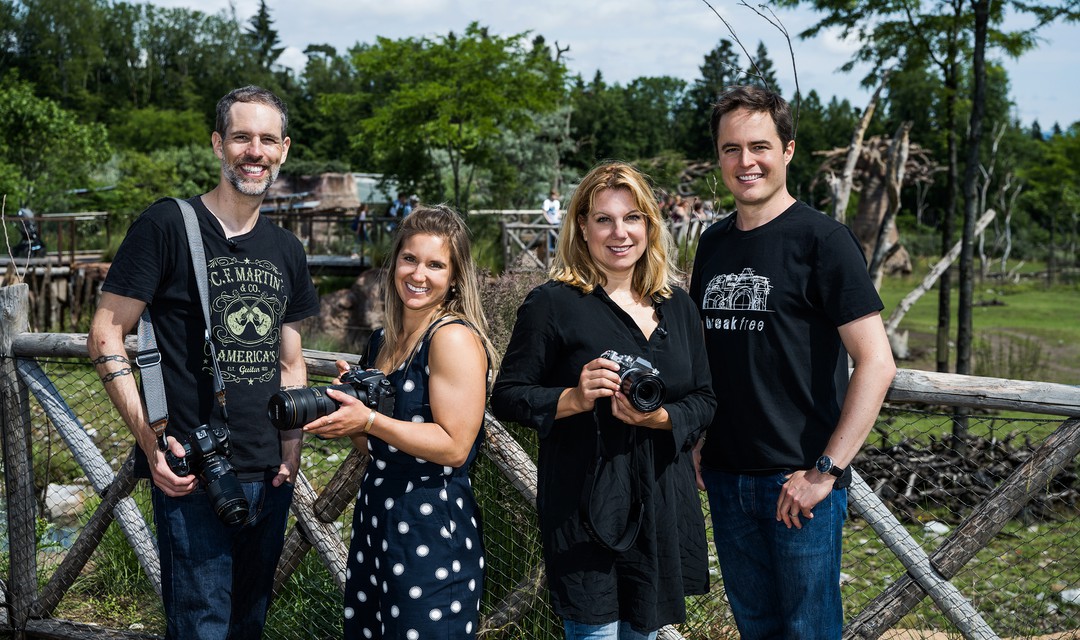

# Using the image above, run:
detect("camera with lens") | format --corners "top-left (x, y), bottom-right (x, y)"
top-left (600, 350), bottom-right (667, 413)
top-left (164, 424), bottom-right (249, 526)
top-left (267, 367), bottom-right (395, 431)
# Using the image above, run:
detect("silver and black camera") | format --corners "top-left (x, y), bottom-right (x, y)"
top-left (266, 367), bottom-right (395, 431)
top-left (600, 350), bottom-right (666, 413)
top-left (164, 424), bottom-right (249, 526)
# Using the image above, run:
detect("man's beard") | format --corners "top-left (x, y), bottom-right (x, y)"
top-left (222, 157), bottom-right (280, 196)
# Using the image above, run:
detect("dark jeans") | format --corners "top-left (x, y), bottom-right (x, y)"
top-left (702, 469), bottom-right (847, 640)
top-left (152, 478), bottom-right (294, 640)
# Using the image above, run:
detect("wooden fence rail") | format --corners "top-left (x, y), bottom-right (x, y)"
top-left (3, 281), bottom-right (1080, 639)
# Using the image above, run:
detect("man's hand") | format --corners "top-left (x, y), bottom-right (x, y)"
top-left (775, 469), bottom-right (834, 529)
top-left (148, 436), bottom-right (198, 497)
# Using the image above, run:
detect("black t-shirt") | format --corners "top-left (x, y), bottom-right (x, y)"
top-left (102, 196), bottom-right (320, 479)
top-left (689, 201), bottom-right (883, 475)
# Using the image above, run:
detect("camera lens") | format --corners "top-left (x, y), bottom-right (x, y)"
top-left (621, 371), bottom-right (666, 413)
top-left (267, 384), bottom-right (360, 430)
top-left (204, 469), bottom-right (249, 526)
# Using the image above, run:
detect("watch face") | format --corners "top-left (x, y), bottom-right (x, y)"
top-left (816, 456), bottom-right (833, 474)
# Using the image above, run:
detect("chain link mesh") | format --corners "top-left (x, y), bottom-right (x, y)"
top-left (2, 357), bottom-right (1077, 639)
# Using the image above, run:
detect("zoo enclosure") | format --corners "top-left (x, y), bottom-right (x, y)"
top-left (2, 281), bottom-right (1079, 639)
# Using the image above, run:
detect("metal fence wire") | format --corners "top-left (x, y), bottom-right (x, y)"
top-left (3, 356), bottom-right (1078, 639)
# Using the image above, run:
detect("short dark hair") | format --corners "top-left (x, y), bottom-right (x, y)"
top-left (710, 85), bottom-right (794, 153)
top-left (215, 85), bottom-right (289, 138)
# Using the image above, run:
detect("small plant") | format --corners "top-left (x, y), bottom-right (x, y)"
top-left (973, 332), bottom-right (1046, 381)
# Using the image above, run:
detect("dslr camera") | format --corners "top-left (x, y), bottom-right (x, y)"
top-left (600, 350), bottom-right (667, 413)
top-left (267, 367), bottom-right (395, 431)
top-left (164, 424), bottom-right (249, 526)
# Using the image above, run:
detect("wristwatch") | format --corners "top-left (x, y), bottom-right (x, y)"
top-left (815, 455), bottom-right (845, 479)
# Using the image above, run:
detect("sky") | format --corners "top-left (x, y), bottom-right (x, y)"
top-left (149, 0), bottom-right (1079, 130)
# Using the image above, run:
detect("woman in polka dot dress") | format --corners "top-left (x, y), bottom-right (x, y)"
top-left (304, 205), bottom-right (496, 639)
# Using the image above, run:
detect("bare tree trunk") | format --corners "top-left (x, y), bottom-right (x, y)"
top-left (954, 0), bottom-right (991, 444)
top-left (829, 72), bottom-right (890, 223)
top-left (868, 123), bottom-right (912, 289)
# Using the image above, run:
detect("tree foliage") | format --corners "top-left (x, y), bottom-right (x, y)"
top-left (323, 22), bottom-right (566, 210)
top-left (0, 75), bottom-right (109, 210)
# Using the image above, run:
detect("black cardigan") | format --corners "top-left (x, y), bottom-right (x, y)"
top-left (490, 281), bottom-right (715, 630)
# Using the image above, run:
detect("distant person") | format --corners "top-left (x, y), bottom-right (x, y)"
top-left (388, 192), bottom-right (410, 218)
top-left (542, 188), bottom-right (562, 255)
top-left (350, 202), bottom-right (370, 259)
top-left (691, 199), bottom-right (707, 220)
top-left (387, 192), bottom-right (411, 232)
top-left (690, 84), bottom-right (896, 639)
top-left (88, 85), bottom-right (319, 639)
top-left (304, 206), bottom-right (496, 640)
top-left (407, 193), bottom-right (420, 216)
top-left (493, 161), bottom-right (715, 640)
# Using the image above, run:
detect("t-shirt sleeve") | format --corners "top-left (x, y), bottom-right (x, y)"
top-left (816, 225), bottom-right (884, 327)
top-left (282, 234), bottom-right (320, 323)
top-left (100, 203), bottom-right (175, 304)
top-left (489, 285), bottom-right (565, 439)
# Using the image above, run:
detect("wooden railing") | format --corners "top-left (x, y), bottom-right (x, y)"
top-left (3, 282), bottom-right (1080, 639)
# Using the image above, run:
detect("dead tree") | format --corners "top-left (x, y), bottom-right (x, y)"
top-left (868, 122), bottom-right (913, 289)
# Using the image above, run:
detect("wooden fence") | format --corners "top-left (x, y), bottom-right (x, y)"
top-left (2, 282), bottom-right (1079, 639)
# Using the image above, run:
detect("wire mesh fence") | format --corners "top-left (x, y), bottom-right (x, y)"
top-left (2, 355), bottom-right (1078, 639)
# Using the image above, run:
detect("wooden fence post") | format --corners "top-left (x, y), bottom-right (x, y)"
top-left (1, 283), bottom-right (38, 638)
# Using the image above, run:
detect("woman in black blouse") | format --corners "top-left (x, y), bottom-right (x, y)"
top-left (491, 161), bottom-right (716, 639)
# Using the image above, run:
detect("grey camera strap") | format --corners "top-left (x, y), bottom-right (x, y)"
top-left (137, 197), bottom-right (228, 449)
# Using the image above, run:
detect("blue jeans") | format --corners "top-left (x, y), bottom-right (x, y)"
top-left (564, 619), bottom-right (658, 640)
top-left (152, 478), bottom-right (294, 640)
top-left (701, 469), bottom-right (847, 640)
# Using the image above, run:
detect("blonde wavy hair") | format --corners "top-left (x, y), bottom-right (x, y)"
top-left (550, 161), bottom-right (679, 299)
top-left (379, 204), bottom-right (497, 385)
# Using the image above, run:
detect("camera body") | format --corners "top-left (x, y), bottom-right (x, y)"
top-left (164, 424), bottom-right (249, 526)
top-left (601, 350), bottom-right (667, 413)
top-left (267, 367), bottom-right (395, 431)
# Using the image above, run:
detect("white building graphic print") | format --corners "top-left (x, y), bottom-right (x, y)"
top-left (702, 268), bottom-right (773, 311)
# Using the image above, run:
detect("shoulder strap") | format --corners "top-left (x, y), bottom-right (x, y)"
top-left (137, 197), bottom-right (228, 449)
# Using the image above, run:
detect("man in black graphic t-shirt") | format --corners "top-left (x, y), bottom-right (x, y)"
top-left (689, 86), bottom-right (896, 639)
top-left (89, 86), bottom-right (319, 639)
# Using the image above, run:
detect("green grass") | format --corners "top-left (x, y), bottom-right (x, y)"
top-left (878, 259), bottom-right (1080, 386)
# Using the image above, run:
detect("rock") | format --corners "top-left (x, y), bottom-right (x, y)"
top-left (923, 520), bottom-right (951, 538)
top-left (44, 482), bottom-right (91, 524)
top-left (1062, 588), bottom-right (1080, 605)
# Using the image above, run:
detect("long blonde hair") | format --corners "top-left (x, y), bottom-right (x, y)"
top-left (550, 161), bottom-right (679, 299)
top-left (379, 204), bottom-right (497, 384)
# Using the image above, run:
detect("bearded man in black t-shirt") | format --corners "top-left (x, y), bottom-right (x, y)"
top-left (89, 86), bottom-right (319, 639)
top-left (689, 85), bottom-right (897, 639)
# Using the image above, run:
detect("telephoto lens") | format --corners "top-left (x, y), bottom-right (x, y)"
top-left (267, 383), bottom-right (357, 431)
top-left (266, 368), bottom-right (395, 431)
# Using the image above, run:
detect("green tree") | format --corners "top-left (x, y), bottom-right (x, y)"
top-left (0, 76), bottom-right (109, 211)
top-left (108, 107), bottom-right (208, 154)
top-left (330, 23), bottom-right (566, 210)
top-left (245, 0), bottom-right (284, 71)
top-left (568, 71), bottom-right (633, 169)
top-left (676, 39), bottom-right (743, 160)
top-left (778, 0), bottom-right (1080, 381)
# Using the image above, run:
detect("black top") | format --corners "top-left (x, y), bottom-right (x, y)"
top-left (490, 281), bottom-right (715, 630)
top-left (103, 196), bottom-right (320, 479)
top-left (689, 201), bottom-right (883, 476)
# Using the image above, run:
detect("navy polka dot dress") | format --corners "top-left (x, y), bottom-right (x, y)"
top-left (344, 322), bottom-right (485, 639)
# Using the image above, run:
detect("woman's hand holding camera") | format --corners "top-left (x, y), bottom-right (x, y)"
top-left (301, 359), bottom-right (375, 439)
top-left (559, 356), bottom-right (621, 418)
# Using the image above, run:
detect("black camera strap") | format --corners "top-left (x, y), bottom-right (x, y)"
top-left (579, 407), bottom-right (645, 553)
top-left (137, 197), bottom-right (229, 450)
